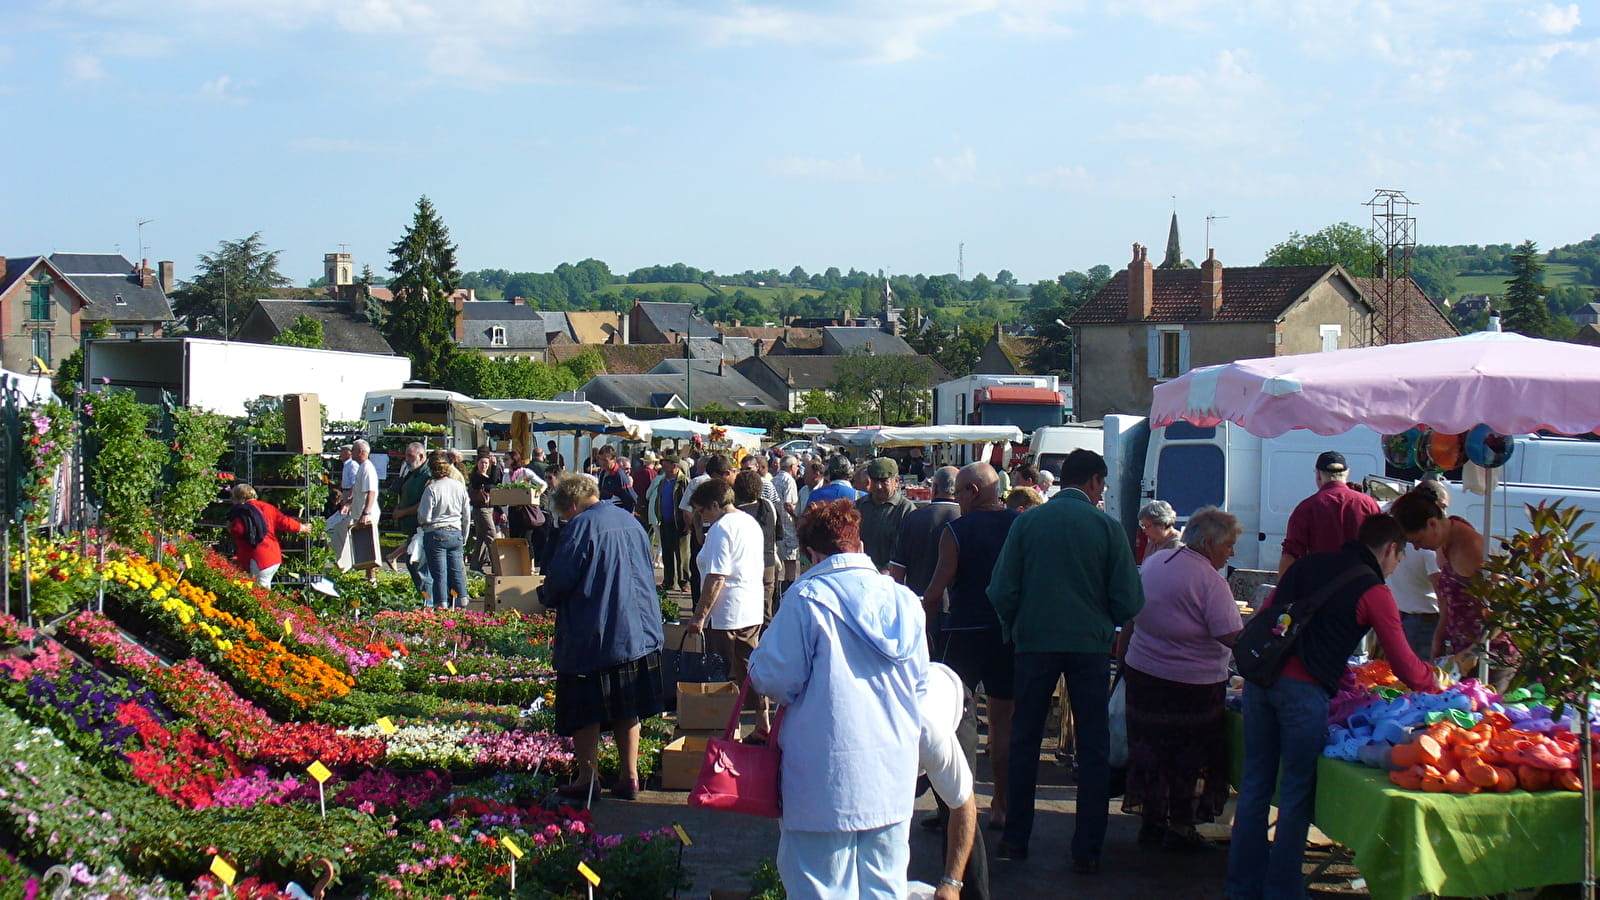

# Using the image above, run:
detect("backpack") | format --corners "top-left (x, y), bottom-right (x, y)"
top-left (1233, 562), bottom-right (1378, 688)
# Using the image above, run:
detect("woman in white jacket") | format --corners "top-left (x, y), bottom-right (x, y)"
top-left (417, 451), bottom-right (471, 608)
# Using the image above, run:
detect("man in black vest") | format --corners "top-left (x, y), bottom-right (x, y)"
top-left (1227, 514), bottom-right (1435, 900)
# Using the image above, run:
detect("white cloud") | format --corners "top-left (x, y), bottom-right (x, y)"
top-left (69, 53), bottom-right (104, 80)
top-left (766, 152), bottom-right (886, 182)
top-left (1026, 164), bottom-right (1091, 190)
top-left (1530, 3), bottom-right (1581, 35)
top-left (932, 147), bottom-right (978, 184)
top-left (200, 75), bottom-right (245, 102)
top-left (1097, 50), bottom-right (1301, 154)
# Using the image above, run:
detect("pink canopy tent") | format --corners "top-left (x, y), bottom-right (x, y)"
top-left (1150, 332), bottom-right (1600, 438)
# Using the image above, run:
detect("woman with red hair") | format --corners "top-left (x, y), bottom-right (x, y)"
top-left (749, 499), bottom-right (929, 900)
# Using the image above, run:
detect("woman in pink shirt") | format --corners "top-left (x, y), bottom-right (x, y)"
top-left (1119, 506), bottom-right (1244, 851)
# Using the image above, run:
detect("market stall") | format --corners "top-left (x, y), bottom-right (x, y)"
top-left (1157, 332), bottom-right (1600, 899)
top-left (641, 416), bottom-right (762, 451)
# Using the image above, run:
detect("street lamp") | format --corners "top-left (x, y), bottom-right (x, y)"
top-left (1054, 318), bottom-right (1078, 423)
top-left (685, 309), bottom-right (706, 414)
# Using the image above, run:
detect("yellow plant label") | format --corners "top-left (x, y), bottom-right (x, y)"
top-left (307, 761), bottom-right (332, 783)
top-left (183, 554), bottom-right (192, 570)
top-left (284, 616), bottom-right (294, 635)
top-left (445, 661), bottom-right (458, 675)
top-left (377, 717), bottom-right (397, 735)
top-left (577, 861), bottom-right (601, 886)
top-left (209, 855), bottom-right (237, 886)
top-left (501, 836), bottom-right (524, 859)
top-left (673, 824), bottom-right (692, 846)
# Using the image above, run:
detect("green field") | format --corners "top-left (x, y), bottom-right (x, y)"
top-left (1453, 263), bottom-right (1583, 296)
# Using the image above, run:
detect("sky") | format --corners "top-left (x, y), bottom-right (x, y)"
top-left (3, 0), bottom-right (1597, 287)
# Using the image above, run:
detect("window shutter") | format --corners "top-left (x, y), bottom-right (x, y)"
top-left (1146, 327), bottom-right (1161, 379)
top-left (1178, 329), bottom-right (1192, 374)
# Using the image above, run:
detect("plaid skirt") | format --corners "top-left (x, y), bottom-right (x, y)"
top-left (1120, 664), bottom-right (1231, 828)
top-left (554, 651), bottom-right (667, 736)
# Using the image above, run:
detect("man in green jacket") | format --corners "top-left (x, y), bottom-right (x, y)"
top-left (988, 448), bottom-right (1143, 874)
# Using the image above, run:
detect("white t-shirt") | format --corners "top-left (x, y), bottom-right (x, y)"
top-left (1387, 546), bottom-right (1440, 614)
top-left (920, 663), bottom-right (974, 807)
top-left (679, 473), bottom-right (712, 513)
top-left (697, 508), bottom-right (766, 630)
top-left (351, 459), bottom-right (380, 516)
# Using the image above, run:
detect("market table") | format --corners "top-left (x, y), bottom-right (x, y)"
top-left (1227, 711), bottom-right (1596, 899)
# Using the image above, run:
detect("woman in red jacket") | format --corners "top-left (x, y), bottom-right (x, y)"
top-left (227, 484), bottom-right (305, 588)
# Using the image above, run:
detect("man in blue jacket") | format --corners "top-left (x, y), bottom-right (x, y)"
top-left (545, 474), bottom-right (664, 803)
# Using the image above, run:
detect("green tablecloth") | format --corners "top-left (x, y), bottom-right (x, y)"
top-left (1227, 711), bottom-right (1596, 899)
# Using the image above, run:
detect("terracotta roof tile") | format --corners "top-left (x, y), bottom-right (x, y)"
top-left (1070, 265), bottom-right (1333, 324)
top-left (1349, 276), bottom-right (1459, 343)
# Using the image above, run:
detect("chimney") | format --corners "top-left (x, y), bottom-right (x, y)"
top-left (1200, 248), bottom-right (1223, 319)
top-left (1126, 243), bottom-right (1153, 321)
top-left (620, 311), bottom-right (631, 345)
top-left (453, 292), bottom-right (466, 342)
top-left (730, 318), bottom-right (740, 328)
top-left (139, 258), bottom-right (154, 289)
top-left (754, 338), bottom-right (765, 357)
top-left (865, 341), bottom-right (875, 355)
top-left (786, 367), bottom-right (795, 387)
top-left (717, 357), bottom-right (725, 376)
top-left (159, 261), bottom-right (175, 295)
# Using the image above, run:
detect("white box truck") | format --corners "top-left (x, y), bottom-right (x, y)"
top-left (85, 338), bottom-right (410, 420)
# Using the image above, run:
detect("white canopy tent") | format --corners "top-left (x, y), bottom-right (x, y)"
top-left (1, 368), bottom-right (57, 405)
top-left (641, 416), bottom-right (761, 450)
top-left (820, 424), bottom-right (1025, 449)
top-left (463, 398), bottom-right (653, 440)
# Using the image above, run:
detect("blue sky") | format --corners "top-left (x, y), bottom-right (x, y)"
top-left (4, 1), bottom-right (1597, 287)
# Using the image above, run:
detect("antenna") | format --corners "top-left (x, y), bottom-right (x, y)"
top-left (137, 219), bottom-right (154, 263)
top-left (1205, 213), bottom-right (1229, 251)
top-left (958, 242), bottom-right (965, 281)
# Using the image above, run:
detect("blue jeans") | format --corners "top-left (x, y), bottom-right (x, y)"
top-left (1004, 651), bottom-right (1110, 863)
top-left (1226, 677), bottom-right (1329, 900)
top-left (404, 533), bottom-right (433, 601)
top-left (423, 528), bottom-right (467, 608)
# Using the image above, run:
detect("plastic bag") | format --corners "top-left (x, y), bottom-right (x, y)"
top-left (1108, 678), bottom-right (1128, 768)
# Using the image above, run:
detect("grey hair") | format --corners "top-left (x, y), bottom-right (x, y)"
top-left (406, 441), bottom-right (425, 455)
top-left (930, 466), bottom-right (960, 498)
top-left (551, 473), bottom-right (599, 511)
top-left (352, 439), bottom-right (370, 453)
top-left (1138, 500), bottom-right (1177, 528)
top-left (1181, 506), bottom-right (1241, 552)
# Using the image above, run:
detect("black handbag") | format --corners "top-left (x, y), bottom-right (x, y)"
top-left (1233, 563), bottom-right (1377, 687)
top-left (660, 631), bottom-right (727, 711)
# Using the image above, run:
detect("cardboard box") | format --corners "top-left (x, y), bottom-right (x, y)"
top-left (675, 681), bottom-right (739, 732)
top-left (487, 484), bottom-right (536, 506)
top-left (490, 538), bottom-right (533, 576)
top-left (658, 735), bottom-right (710, 791)
top-left (487, 575), bottom-right (545, 614)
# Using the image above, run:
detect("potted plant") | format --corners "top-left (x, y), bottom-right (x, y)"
top-left (1481, 501), bottom-right (1600, 900)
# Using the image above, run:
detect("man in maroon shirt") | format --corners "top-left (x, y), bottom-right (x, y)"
top-left (1277, 450), bottom-right (1382, 578)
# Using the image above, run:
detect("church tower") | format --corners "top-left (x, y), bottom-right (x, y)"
top-left (1158, 212), bottom-right (1192, 269)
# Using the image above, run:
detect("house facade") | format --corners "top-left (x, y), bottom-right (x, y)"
top-left (49, 253), bottom-right (174, 340)
top-left (0, 256), bottom-right (87, 373)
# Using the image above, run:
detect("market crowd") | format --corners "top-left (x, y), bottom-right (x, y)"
top-left (234, 436), bottom-right (1480, 900)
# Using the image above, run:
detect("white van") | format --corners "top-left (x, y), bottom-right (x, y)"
top-left (1029, 423), bottom-right (1106, 478)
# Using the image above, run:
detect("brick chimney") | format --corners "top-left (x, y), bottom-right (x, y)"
top-left (754, 338), bottom-right (765, 357)
top-left (1200, 248), bottom-right (1223, 319)
top-left (138, 258), bottom-right (154, 289)
top-left (620, 311), bottom-right (631, 345)
top-left (159, 261), bottom-right (175, 295)
top-left (717, 357), bottom-right (725, 376)
top-left (786, 367), bottom-right (796, 387)
top-left (1127, 243), bottom-right (1153, 321)
top-left (453, 292), bottom-right (466, 341)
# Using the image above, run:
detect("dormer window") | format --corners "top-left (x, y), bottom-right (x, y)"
top-left (490, 326), bottom-right (506, 346)
top-left (114, 292), bottom-right (127, 306)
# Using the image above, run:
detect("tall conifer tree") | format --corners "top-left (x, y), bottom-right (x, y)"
top-left (1501, 240), bottom-right (1552, 338)
top-left (385, 196), bottom-right (461, 382)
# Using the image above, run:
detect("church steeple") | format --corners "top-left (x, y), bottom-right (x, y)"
top-left (1159, 211), bottom-right (1190, 269)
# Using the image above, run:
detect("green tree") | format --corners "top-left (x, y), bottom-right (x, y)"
top-left (1501, 240), bottom-right (1552, 338)
top-left (171, 232), bottom-right (291, 337)
top-left (384, 196), bottom-right (462, 383)
top-left (1261, 222), bottom-right (1380, 276)
top-left (830, 351), bottom-right (938, 425)
top-left (269, 314), bottom-right (324, 348)
top-left (797, 389), bottom-right (871, 426)
top-left (54, 321), bottom-right (111, 402)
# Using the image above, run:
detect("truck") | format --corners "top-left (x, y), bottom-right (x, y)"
top-left (933, 374), bottom-right (1068, 464)
top-left (85, 337), bottom-right (411, 421)
top-left (1066, 416), bottom-right (1600, 572)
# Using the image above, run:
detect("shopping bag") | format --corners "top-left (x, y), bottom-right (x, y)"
top-left (687, 679), bottom-right (784, 818)
top-left (325, 512), bottom-right (353, 572)
top-left (407, 532), bottom-right (424, 566)
top-left (662, 631), bottom-right (727, 712)
top-left (350, 523), bottom-right (381, 571)
top-left (1108, 678), bottom-right (1128, 769)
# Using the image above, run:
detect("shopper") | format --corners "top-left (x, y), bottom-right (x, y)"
top-left (545, 473), bottom-right (664, 802)
top-left (226, 484), bottom-right (304, 589)
top-left (645, 454), bottom-right (692, 591)
top-left (857, 458), bottom-right (915, 572)
top-left (1137, 500), bottom-right (1182, 560)
top-left (417, 451), bottom-right (471, 609)
top-left (749, 498), bottom-right (928, 900)
top-left (1278, 450), bottom-right (1381, 577)
top-left (685, 478), bottom-right (771, 738)
top-left (1120, 507), bottom-right (1243, 851)
top-left (467, 447), bottom-right (503, 572)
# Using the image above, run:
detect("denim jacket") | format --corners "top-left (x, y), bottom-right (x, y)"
top-left (545, 501), bottom-right (663, 674)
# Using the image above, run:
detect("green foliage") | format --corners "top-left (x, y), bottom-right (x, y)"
top-left (558, 346), bottom-right (604, 383)
top-left (269, 313), bottom-right (325, 348)
top-left (54, 321), bottom-right (110, 403)
top-left (384, 196), bottom-right (461, 383)
top-left (85, 390), bottom-right (165, 543)
top-left (907, 317), bottom-right (989, 378)
top-left (797, 389), bottom-right (872, 427)
top-left (439, 349), bottom-right (581, 400)
top-left (830, 351), bottom-right (937, 425)
top-left (1501, 240), bottom-right (1553, 338)
top-left (1261, 222), bottom-right (1380, 276)
top-left (748, 858), bottom-right (787, 899)
top-left (123, 804), bottom-right (388, 886)
top-left (158, 405), bottom-right (231, 533)
top-left (1481, 502), bottom-right (1600, 712)
top-left (171, 232), bottom-right (292, 338)
top-left (17, 400), bottom-right (74, 526)
top-left (1022, 266), bottom-right (1109, 377)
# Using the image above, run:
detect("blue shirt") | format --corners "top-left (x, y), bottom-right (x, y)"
top-left (749, 553), bottom-right (928, 832)
top-left (805, 479), bottom-right (863, 508)
top-left (544, 501), bottom-right (663, 674)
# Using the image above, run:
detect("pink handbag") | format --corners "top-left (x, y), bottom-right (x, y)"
top-left (687, 679), bottom-right (785, 818)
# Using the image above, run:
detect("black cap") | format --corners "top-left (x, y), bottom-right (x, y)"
top-left (1316, 450), bottom-right (1349, 473)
